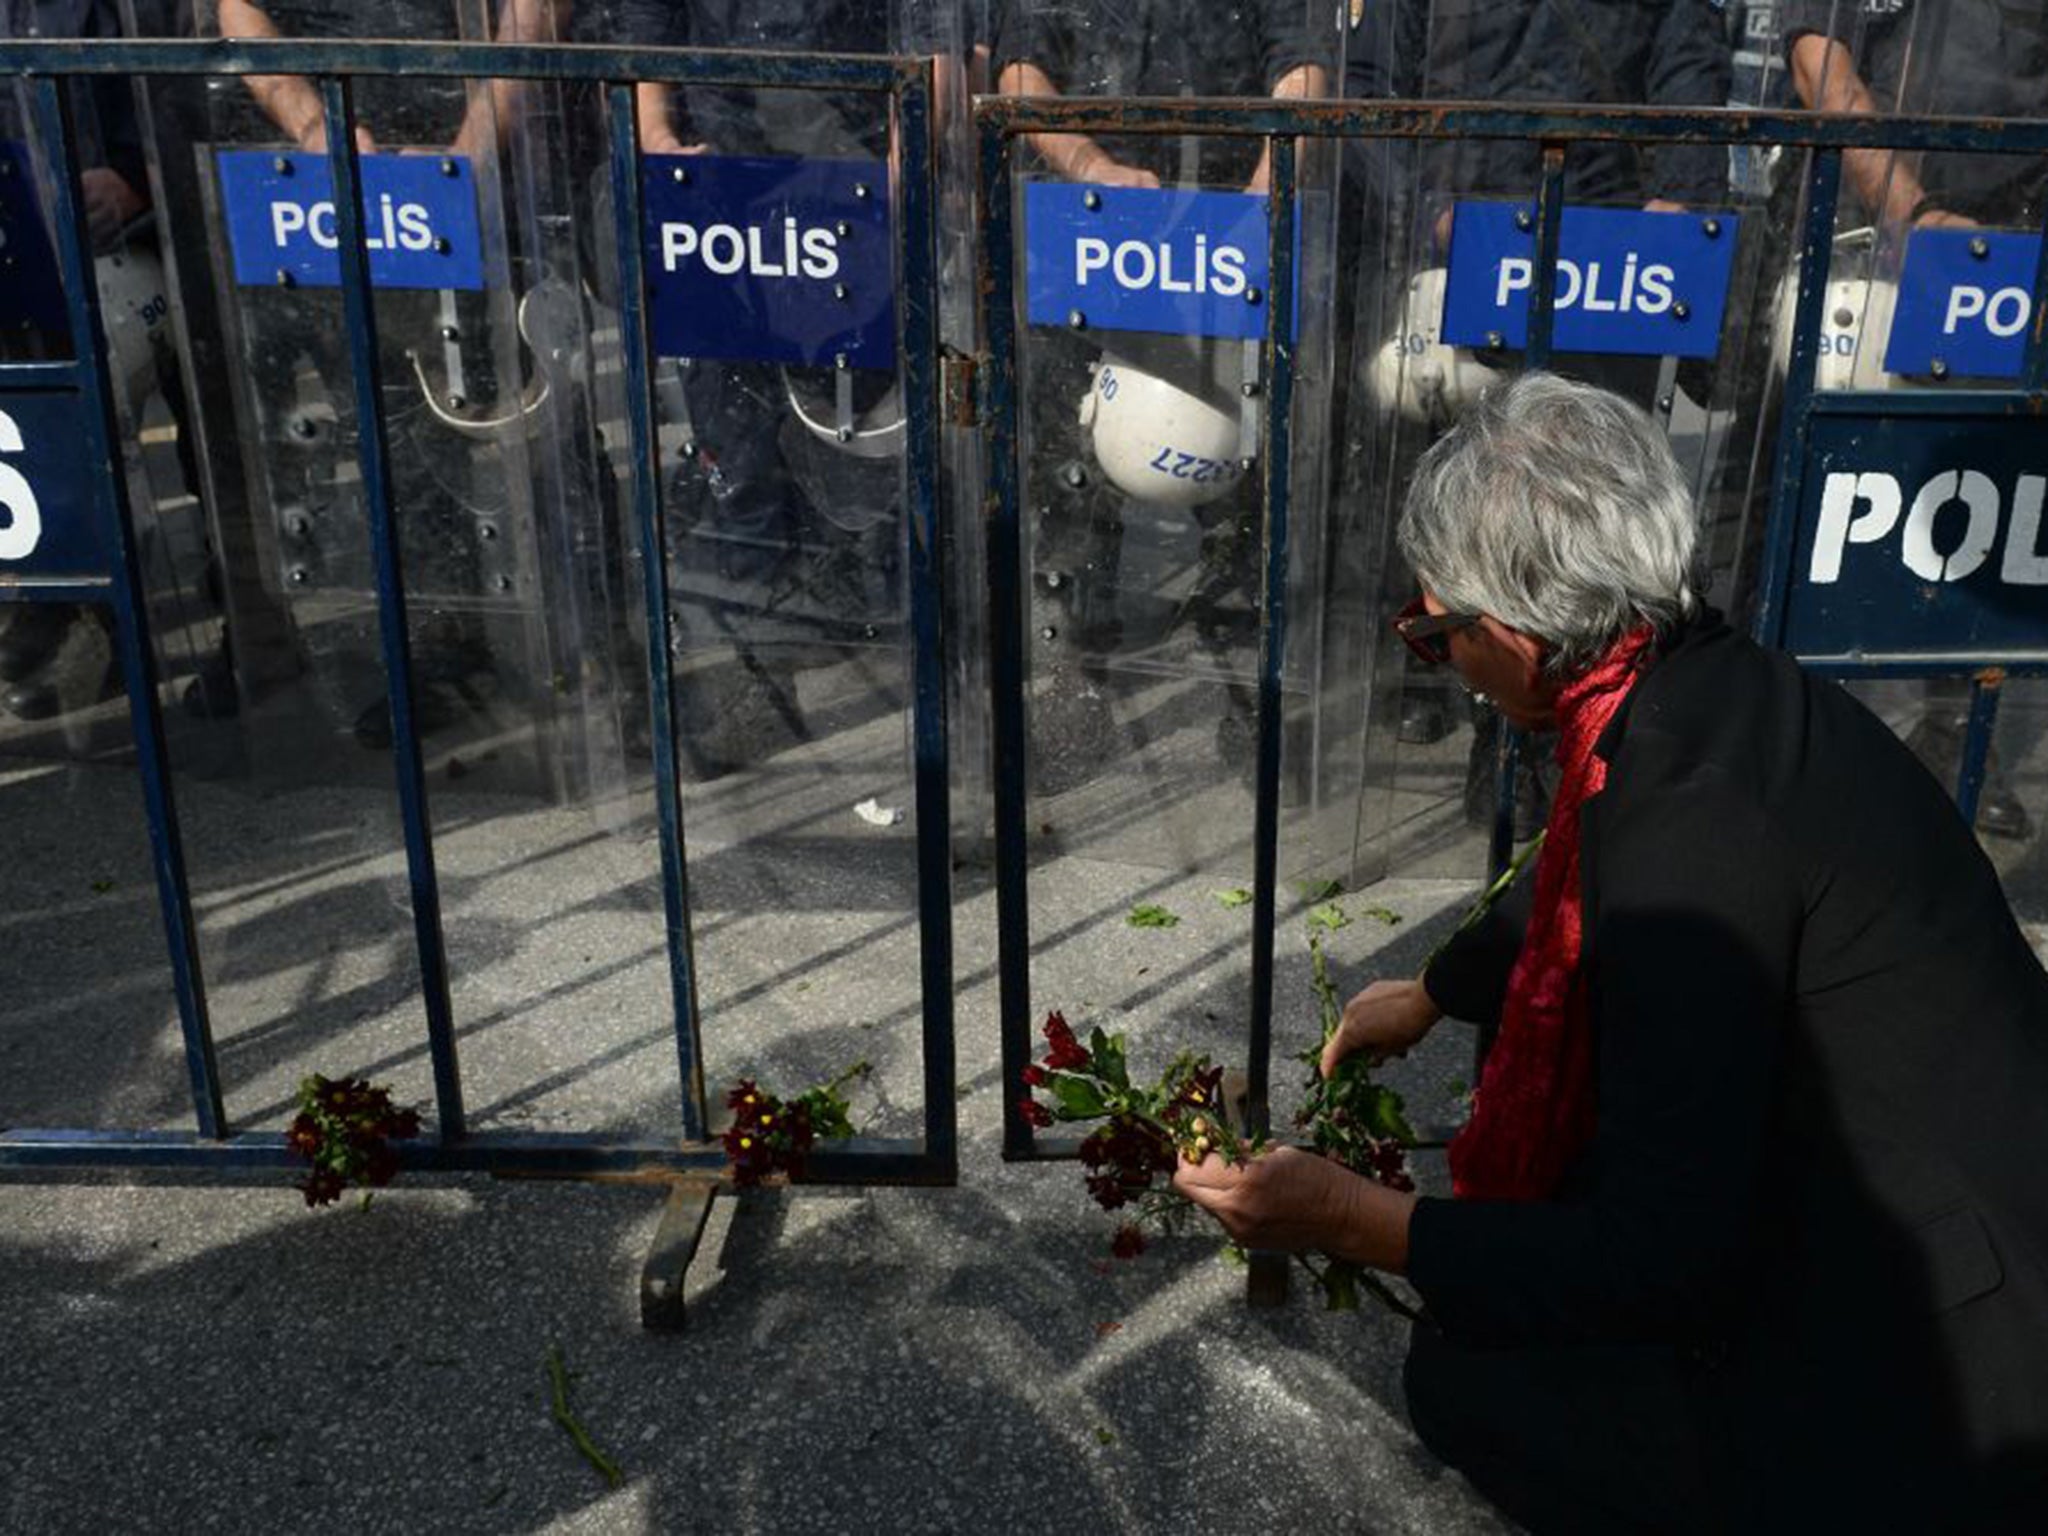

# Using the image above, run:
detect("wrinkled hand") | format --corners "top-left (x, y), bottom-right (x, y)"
top-left (78, 168), bottom-right (145, 249)
top-left (1320, 978), bottom-right (1440, 1079)
top-left (1173, 1145), bottom-right (1360, 1253)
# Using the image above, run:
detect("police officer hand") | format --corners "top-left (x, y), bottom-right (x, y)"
top-left (78, 169), bottom-right (146, 249)
top-left (1644, 198), bottom-right (1686, 214)
top-left (1914, 207), bottom-right (1977, 230)
top-left (640, 126), bottom-right (709, 157)
top-left (1321, 978), bottom-right (1440, 1078)
top-left (1074, 146), bottom-right (1159, 189)
top-left (297, 120), bottom-right (380, 157)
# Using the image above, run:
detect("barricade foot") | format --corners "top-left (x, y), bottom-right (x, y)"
top-left (640, 1181), bottom-right (718, 1332)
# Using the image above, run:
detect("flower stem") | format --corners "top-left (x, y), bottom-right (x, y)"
top-left (545, 1344), bottom-right (623, 1489)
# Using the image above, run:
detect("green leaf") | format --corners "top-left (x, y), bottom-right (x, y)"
top-left (1307, 902), bottom-right (1349, 932)
top-left (1213, 887), bottom-right (1253, 909)
top-left (1089, 1028), bottom-right (1130, 1092)
top-left (1047, 1073), bottom-right (1108, 1119)
top-left (1094, 1426), bottom-right (1117, 1447)
top-left (1126, 903), bottom-right (1180, 929)
top-left (1362, 1085), bottom-right (1415, 1144)
top-left (1361, 905), bottom-right (1403, 926)
top-left (1296, 877), bottom-right (1343, 902)
top-left (89, 878), bottom-right (114, 894)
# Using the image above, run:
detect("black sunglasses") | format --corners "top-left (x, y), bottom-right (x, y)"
top-left (1392, 595), bottom-right (1483, 667)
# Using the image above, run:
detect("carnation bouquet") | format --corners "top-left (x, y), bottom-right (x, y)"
top-left (1020, 928), bottom-right (1422, 1315)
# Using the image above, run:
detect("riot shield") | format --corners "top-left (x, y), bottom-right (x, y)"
top-left (623, 0), bottom-right (971, 1119)
top-left (986, 0), bottom-right (1347, 1084)
top-left (1759, 0), bottom-right (2048, 863)
top-left (127, 2), bottom-right (672, 1133)
top-left (0, 66), bottom-right (195, 1134)
top-left (1331, 0), bottom-right (1799, 887)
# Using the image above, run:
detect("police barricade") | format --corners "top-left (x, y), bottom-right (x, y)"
top-left (0, 37), bottom-right (957, 1325)
top-left (975, 94), bottom-right (2048, 1258)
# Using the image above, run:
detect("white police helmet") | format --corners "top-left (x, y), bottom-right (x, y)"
top-left (1076, 359), bottom-right (1244, 508)
top-left (1772, 270), bottom-right (1900, 391)
top-left (1367, 268), bottom-right (1499, 427)
top-left (92, 248), bottom-right (172, 402)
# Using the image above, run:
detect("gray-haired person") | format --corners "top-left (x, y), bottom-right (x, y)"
top-left (1177, 374), bottom-right (2048, 1532)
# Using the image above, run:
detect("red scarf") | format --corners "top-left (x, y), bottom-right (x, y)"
top-left (1448, 624), bottom-right (1658, 1203)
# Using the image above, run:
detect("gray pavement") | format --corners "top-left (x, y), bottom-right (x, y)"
top-left (5, 639), bottom-right (2046, 1535)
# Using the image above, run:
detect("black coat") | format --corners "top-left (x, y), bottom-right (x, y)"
top-left (1412, 614), bottom-right (2048, 1528)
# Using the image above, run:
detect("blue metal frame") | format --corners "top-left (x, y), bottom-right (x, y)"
top-left (24, 77), bottom-right (224, 1137)
top-left (319, 76), bottom-right (466, 1139)
top-left (0, 39), bottom-right (955, 1186)
top-left (975, 94), bottom-right (2048, 1163)
top-left (1244, 135), bottom-right (1299, 1138)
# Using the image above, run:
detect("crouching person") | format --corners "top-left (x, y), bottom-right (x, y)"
top-left (1177, 374), bottom-right (2048, 1534)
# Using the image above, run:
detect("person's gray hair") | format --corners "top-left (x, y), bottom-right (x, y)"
top-left (1395, 373), bottom-right (1703, 676)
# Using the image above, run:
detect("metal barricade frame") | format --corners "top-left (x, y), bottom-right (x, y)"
top-left (973, 94), bottom-right (2048, 1178)
top-left (0, 39), bottom-right (957, 1196)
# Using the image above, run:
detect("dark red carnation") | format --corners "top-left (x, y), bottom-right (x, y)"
top-left (1078, 1129), bottom-right (1109, 1168)
top-left (285, 1113), bottom-right (322, 1159)
top-left (1085, 1173), bottom-right (1128, 1211)
top-left (1019, 1097), bottom-right (1054, 1129)
top-left (1041, 1011), bottom-right (1090, 1072)
top-left (1019, 1063), bottom-right (1047, 1088)
top-left (298, 1167), bottom-right (346, 1207)
top-left (363, 1141), bottom-right (401, 1187)
top-left (1110, 1224), bottom-right (1146, 1260)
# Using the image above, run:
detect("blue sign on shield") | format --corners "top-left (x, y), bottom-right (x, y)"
top-left (1882, 228), bottom-right (2039, 379)
top-left (217, 151), bottom-right (485, 290)
top-left (1023, 183), bottom-right (1293, 342)
top-left (0, 141), bottom-right (69, 334)
top-left (641, 155), bottom-right (894, 368)
top-left (1441, 203), bottom-right (1738, 358)
top-left (1782, 411), bottom-right (2048, 664)
top-left (0, 389), bottom-right (107, 582)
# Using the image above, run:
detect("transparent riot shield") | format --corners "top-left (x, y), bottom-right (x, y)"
top-left (0, 72), bottom-right (192, 1134)
top-left (626, 0), bottom-right (969, 1126)
top-left (1755, 0), bottom-right (2048, 857)
top-left (988, 0), bottom-right (1346, 1080)
top-left (1335, 0), bottom-right (1792, 885)
top-left (130, 3), bottom-right (674, 1135)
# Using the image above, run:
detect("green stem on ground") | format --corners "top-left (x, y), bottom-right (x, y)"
top-left (546, 1345), bottom-right (623, 1489)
